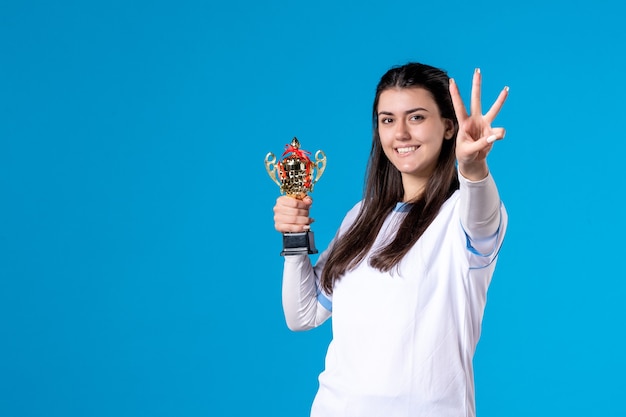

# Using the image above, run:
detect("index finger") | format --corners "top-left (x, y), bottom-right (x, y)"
top-left (449, 78), bottom-right (468, 123)
top-left (276, 195), bottom-right (312, 209)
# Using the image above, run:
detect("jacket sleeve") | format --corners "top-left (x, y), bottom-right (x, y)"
top-left (282, 249), bottom-right (333, 331)
top-left (281, 202), bottom-right (362, 331)
top-left (458, 170), bottom-right (504, 255)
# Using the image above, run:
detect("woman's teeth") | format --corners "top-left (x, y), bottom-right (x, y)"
top-left (397, 146), bottom-right (417, 154)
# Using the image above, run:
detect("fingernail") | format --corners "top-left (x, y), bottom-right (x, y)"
top-left (504, 86), bottom-right (510, 92)
top-left (486, 135), bottom-right (497, 144)
top-left (475, 68), bottom-right (481, 74)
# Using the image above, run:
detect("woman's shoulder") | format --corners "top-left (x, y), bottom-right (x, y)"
top-left (348, 200), bottom-right (363, 214)
top-left (344, 200), bottom-right (363, 219)
top-left (337, 200), bottom-right (363, 231)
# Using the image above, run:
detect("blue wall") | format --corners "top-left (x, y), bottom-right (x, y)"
top-left (1, 0), bottom-right (624, 416)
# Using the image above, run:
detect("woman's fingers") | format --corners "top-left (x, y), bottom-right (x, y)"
top-left (489, 127), bottom-right (506, 142)
top-left (458, 127), bottom-right (507, 161)
top-left (273, 196), bottom-right (314, 233)
top-left (470, 68), bottom-right (482, 116)
top-left (274, 195), bottom-right (311, 210)
top-left (453, 69), bottom-right (508, 146)
top-left (485, 86), bottom-right (509, 123)
top-left (453, 69), bottom-right (508, 121)
top-left (449, 78), bottom-right (468, 123)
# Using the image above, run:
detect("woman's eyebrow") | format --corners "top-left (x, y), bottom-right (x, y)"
top-left (378, 107), bottom-right (429, 116)
top-left (404, 107), bottom-right (428, 114)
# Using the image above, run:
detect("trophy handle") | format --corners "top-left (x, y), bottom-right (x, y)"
top-left (311, 150), bottom-right (327, 190)
top-left (264, 152), bottom-right (282, 189)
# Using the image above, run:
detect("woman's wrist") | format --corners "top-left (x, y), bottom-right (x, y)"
top-left (458, 161), bottom-right (489, 182)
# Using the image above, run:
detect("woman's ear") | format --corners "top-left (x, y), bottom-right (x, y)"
top-left (443, 119), bottom-right (455, 140)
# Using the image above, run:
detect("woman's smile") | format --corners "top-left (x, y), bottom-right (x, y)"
top-left (396, 145), bottom-right (419, 155)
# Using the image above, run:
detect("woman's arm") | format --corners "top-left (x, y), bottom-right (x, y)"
top-left (282, 253), bottom-right (332, 331)
top-left (449, 68), bottom-right (508, 250)
top-left (273, 195), bottom-right (332, 331)
top-left (458, 171), bottom-right (502, 253)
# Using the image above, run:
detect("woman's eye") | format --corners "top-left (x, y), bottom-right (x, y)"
top-left (410, 114), bottom-right (424, 121)
top-left (381, 117), bottom-right (393, 124)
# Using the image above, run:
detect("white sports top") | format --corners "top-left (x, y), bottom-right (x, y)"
top-left (282, 172), bottom-right (507, 417)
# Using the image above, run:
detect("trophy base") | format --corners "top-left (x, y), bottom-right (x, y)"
top-left (281, 231), bottom-right (318, 256)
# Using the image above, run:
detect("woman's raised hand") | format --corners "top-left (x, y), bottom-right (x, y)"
top-left (449, 68), bottom-right (508, 180)
top-left (273, 196), bottom-right (314, 233)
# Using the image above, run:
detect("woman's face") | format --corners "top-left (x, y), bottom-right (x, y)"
top-left (377, 87), bottom-right (454, 185)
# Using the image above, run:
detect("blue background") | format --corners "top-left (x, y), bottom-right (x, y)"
top-left (1, 0), bottom-right (624, 416)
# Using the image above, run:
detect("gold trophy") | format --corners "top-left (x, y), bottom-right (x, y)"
top-left (265, 137), bottom-right (327, 256)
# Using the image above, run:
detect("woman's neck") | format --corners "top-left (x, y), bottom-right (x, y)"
top-left (401, 175), bottom-right (428, 202)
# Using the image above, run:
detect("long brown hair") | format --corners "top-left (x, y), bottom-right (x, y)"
top-left (320, 62), bottom-right (460, 294)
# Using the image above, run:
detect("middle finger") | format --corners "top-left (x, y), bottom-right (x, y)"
top-left (471, 68), bottom-right (482, 116)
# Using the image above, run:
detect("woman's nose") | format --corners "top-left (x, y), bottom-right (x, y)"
top-left (395, 120), bottom-right (410, 140)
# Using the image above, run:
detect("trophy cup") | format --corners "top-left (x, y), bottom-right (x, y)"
top-left (265, 137), bottom-right (327, 256)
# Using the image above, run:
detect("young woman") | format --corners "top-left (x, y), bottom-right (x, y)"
top-left (272, 62), bottom-right (509, 417)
